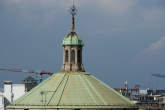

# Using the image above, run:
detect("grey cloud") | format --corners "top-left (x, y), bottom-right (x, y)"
top-left (141, 36), bottom-right (165, 54)
top-left (0, 0), bottom-right (165, 89)
top-left (135, 36), bottom-right (165, 65)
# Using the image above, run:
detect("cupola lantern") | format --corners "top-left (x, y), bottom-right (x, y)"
top-left (61, 5), bottom-right (85, 72)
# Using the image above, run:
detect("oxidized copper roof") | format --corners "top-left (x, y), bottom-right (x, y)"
top-left (63, 32), bottom-right (83, 46)
top-left (8, 72), bottom-right (135, 109)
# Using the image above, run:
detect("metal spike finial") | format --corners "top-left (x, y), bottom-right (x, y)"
top-left (70, 0), bottom-right (77, 16)
top-left (70, 0), bottom-right (77, 32)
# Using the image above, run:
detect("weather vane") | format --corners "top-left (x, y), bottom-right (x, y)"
top-left (70, 0), bottom-right (77, 32)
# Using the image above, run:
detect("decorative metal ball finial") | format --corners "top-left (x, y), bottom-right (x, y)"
top-left (70, 4), bottom-right (77, 16)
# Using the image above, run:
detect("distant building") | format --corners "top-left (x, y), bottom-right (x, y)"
top-left (116, 87), bottom-right (165, 110)
top-left (0, 81), bottom-right (25, 110)
top-left (0, 76), bottom-right (37, 110)
top-left (0, 91), bottom-right (4, 110)
top-left (23, 76), bottom-right (38, 92)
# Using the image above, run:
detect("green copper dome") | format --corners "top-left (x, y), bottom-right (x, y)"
top-left (63, 32), bottom-right (83, 46)
top-left (7, 72), bottom-right (135, 109)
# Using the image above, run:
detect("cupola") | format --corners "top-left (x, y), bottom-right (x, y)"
top-left (61, 5), bottom-right (85, 72)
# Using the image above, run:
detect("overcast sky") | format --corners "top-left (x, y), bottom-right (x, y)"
top-left (0, 0), bottom-right (165, 89)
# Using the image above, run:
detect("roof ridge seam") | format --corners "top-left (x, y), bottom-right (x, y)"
top-left (83, 75), bottom-right (108, 105)
top-left (91, 75), bottom-right (134, 105)
top-left (57, 74), bottom-right (70, 106)
top-left (80, 75), bottom-right (97, 104)
top-left (46, 74), bottom-right (67, 105)
top-left (13, 74), bottom-right (56, 104)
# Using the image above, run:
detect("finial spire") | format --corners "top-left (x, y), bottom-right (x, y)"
top-left (70, 1), bottom-right (77, 32)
